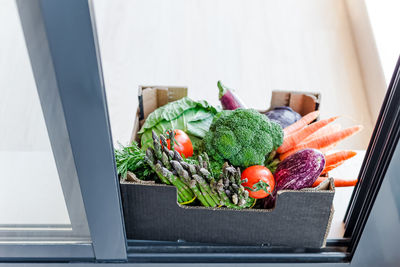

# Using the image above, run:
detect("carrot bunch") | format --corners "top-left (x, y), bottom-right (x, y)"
top-left (275, 110), bottom-right (363, 186)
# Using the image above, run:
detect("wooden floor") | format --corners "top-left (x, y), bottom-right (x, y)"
top-left (0, 0), bottom-right (383, 239)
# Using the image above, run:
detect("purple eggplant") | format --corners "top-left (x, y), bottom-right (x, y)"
top-left (263, 149), bottom-right (325, 209)
top-left (274, 149), bottom-right (325, 190)
top-left (218, 80), bottom-right (247, 110)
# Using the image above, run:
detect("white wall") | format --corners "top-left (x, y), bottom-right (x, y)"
top-left (0, 0), bottom-right (50, 151)
top-left (93, 0), bottom-right (375, 150)
top-left (0, 0), bottom-right (70, 225)
top-left (365, 0), bottom-right (400, 83)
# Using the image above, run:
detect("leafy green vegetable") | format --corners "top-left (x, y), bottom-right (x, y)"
top-left (138, 97), bottom-right (219, 150)
top-left (115, 141), bottom-right (155, 180)
top-left (204, 109), bottom-right (284, 168)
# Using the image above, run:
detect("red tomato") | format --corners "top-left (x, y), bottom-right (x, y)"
top-left (166, 129), bottom-right (193, 158)
top-left (241, 165), bottom-right (275, 199)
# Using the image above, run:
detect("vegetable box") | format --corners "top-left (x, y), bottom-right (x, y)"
top-left (120, 86), bottom-right (334, 248)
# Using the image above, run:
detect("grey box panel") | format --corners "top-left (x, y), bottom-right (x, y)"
top-left (121, 183), bottom-right (334, 248)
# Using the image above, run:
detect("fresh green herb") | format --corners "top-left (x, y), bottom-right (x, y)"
top-left (182, 156), bottom-right (199, 165)
top-left (115, 141), bottom-right (155, 180)
top-left (244, 180), bottom-right (271, 192)
top-left (209, 160), bottom-right (224, 178)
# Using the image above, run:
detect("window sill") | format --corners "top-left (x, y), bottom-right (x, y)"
top-left (126, 239), bottom-right (350, 264)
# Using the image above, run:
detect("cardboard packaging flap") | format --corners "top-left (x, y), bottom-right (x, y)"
top-left (268, 90), bottom-right (320, 116)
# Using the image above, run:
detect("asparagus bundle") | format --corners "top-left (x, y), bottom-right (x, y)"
top-left (145, 130), bottom-right (253, 209)
top-left (145, 131), bottom-right (220, 206)
top-left (213, 162), bottom-right (251, 208)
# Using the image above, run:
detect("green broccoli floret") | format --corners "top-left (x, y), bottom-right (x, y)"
top-left (204, 109), bottom-right (283, 168)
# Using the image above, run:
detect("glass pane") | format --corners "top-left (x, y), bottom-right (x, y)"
top-left (0, 0), bottom-right (91, 243)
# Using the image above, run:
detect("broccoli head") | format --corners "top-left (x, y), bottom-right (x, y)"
top-left (204, 109), bottom-right (283, 168)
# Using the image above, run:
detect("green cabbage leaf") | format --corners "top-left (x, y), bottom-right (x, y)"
top-left (139, 97), bottom-right (219, 150)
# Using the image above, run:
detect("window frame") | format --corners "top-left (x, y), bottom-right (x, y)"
top-left (4, 0), bottom-right (128, 262)
top-left (8, 0), bottom-right (400, 264)
top-left (344, 56), bottom-right (400, 256)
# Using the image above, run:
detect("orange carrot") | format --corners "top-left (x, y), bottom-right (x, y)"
top-left (321, 162), bottom-right (344, 174)
top-left (320, 142), bottom-right (339, 153)
top-left (321, 151), bottom-right (357, 174)
top-left (277, 116), bottom-right (338, 154)
top-left (301, 123), bottom-right (342, 144)
top-left (312, 177), bottom-right (358, 187)
top-left (325, 150), bottom-right (357, 166)
top-left (279, 125), bottom-right (363, 161)
top-left (283, 111), bottom-right (320, 136)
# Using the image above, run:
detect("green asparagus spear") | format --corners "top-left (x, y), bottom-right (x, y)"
top-left (216, 184), bottom-right (240, 209)
top-left (144, 155), bottom-right (171, 185)
top-left (159, 134), bottom-right (168, 148)
top-left (202, 153), bottom-right (210, 169)
top-left (189, 180), bottom-right (210, 207)
top-left (232, 193), bottom-right (238, 205)
top-left (192, 175), bottom-right (217, 207)
top-left (168, 130), bottom-right (176, 151)
top-left (170, 160), bottom-right (191, 184)
top-left (173, 150), bottom-right (183, 162)
top-left (193, 174), bottom-right (220, 203)
top-left (162, 152), bottom-right (172, 169)
top-left (199, 168), bottom-right (211, 180)
top-left (154, 164), bottom-right (193, 201)
top-left (177, 194), bottom-right (183, 203)
top-left (161, 166), bottom-right (194, 199)
top-left (198, 155), bottom-right (204, 169)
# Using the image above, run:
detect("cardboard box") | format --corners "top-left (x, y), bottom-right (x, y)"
top-left (121, 86), bottom-right (334, 248)
top-left (130, 86), bottom-right (188, 144)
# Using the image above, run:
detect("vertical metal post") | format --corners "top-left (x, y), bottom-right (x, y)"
top-left (16, 0), bottom-right (127, 261)
top-left (15, 0), bottom-right (90, 242)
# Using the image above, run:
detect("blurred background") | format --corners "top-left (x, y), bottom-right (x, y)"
top-left (1, 0), bottom-right (399, 151)
top-left (91, 0), bottom-right (398, 149)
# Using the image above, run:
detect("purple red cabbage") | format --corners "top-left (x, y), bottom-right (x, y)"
top-left (264, 106), bottom-right (301, 129)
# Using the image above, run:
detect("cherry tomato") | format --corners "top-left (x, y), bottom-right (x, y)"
top-left (166, 129), bottom-right (193, 158)
top-left (241, 165), bottom-right (275, 199)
